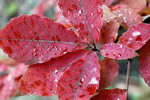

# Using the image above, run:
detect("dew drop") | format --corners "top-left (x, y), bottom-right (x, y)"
top-left (91, 24), bottom-right (94, 28)
top-left (123, 17), bottom-right (127, 23)
top-left (129, 38), bottom-right (133, 40)
top-left (54, 70), bottom-right (58, 74)
top-left (78, 10), bottom-right (82, 15)
top-left (119, 45), bottom-right (123, 48)
top-left (117, 98), bottom-right (120, 100)
top-left (132, 31), bottom-right (141, 37)
top-left (89, 77), bottom-right (98, 84)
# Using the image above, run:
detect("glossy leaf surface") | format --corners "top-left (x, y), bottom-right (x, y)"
top-left (112, 5), bottom-right (142, 28)
top-left (99, 58), bottom-right (119, 90)
top-left (91, 89), bottom-right (126, 100)
top-left (58, 0), bottom-right (103, 44)
top-left (139, 41), bottom-right (150, 86)
top-left (19, 50), bottom-right (89, 96)
top-left (119, 0), bottom-right (146, 12)
top-left (57, 51), bottom-right (100, 100)
top-left (100, 43), bottom-right (137, 60)
top-left (19, 50), bottom-right (100, 100)
top-left (118, 23), bottom-right (150, 50)
top-left (0, 15), bottom-right (86, 64)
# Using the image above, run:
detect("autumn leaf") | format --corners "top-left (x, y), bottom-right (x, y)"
top-left (0, 15), bottom-right (86, 64)
top-left (99, 58), bottom-right (119, 90)
top-left (118, 23), bottom-right (150, 50)
top-left (139, 41), bottom-right (150, 86)
top-left (100, 43), bottom-right (138, 60)
top-left (58, 0), bottom-right (103, 44)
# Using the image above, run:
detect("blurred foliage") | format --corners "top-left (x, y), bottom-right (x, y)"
top-left (11, 95), bottom-right (58, 100)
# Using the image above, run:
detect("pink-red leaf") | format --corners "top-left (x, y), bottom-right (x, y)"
top-left (19, 50), bottom-right (90, 96)
top-left (99, 58), bottom-right (119, 90)
top-left (112, 5), bottom-right (142, 28)
top-left (139, 41), bottom-right (150, 86)
top-left (100, 43), bottom-right (137, 60)
top-left (0, 15), bottom-right (86, 64)
top-left (19, 49), bottom-right (100, 100)
top-left (119, 0), bottom-right (146, 12)
top-left (100, 6), bottom-right (119, 44)
top-left (118, 23), bottom-right (150, 50)
top-left (0, 63), bottom-right (27, 100)
top-left (91, 89), bottom-right (126, 100)
top-left (58, 0), bottom-right (103, 44)
top-left (57, 51), bottom-right (100, 100)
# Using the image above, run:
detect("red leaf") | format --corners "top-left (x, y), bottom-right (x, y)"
top-left (99, 58), bottom-right (119, 90)
top-left (57, 51), bottom-right (100, 100)
top-left (19, 50), bottom-right (88, 96)
top-left (118, 23), bottom-right (150, 50)
top-left (119, 0), bottom-right (146, 12)
top-left (19, 50), bottom-right (100, 100)
top-left (58, 0), bottom-right (103, 44)
top-left (100, 43), bottom-right (138, 60)
top-left (100, 6), bottom-right (119, 44)
top-left (0, 75), bottom-right (17, 100)
top-left (112, 5), bottom-right (142, 28)
top-left (0, 15), bottom-right (86, 64)
top-left (139, 41), bottom-right (150, 86)
top-left (0, 63), bottom-right (27, 100)
top-left (91, 89), bottom-right (126, 100)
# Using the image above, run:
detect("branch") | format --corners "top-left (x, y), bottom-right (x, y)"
top-left (126, 59), bottom-right (132, 100)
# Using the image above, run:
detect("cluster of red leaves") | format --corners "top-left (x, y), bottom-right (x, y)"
top-left (0, 0), bottom-right (150, 100)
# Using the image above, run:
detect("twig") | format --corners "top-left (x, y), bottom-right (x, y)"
top-left (126, 59), bottom-right (132, 100)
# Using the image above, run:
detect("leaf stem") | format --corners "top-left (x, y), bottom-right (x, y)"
top-left (92, 43), bottom-right (99, 51)
top-left (126, 59), bottom-right (132, 100)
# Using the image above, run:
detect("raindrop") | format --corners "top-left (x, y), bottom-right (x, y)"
top-left (33, 48), bottom-right (36, 52)
top-left (132, 31), bottom-right (141, 37)
top-left (119, 45), bottom-right (123, 48)
top-left (91, 24), bottom-right (94, 28)
top-left (129, 38), bottom-right (133, 40)
top-left (117, 98), bottom-right (120, 100)
top-left (54, 70), bottom-right (58, 74)
top-left (78, 10), bottom-right (82, 15)
top-left (118, 14), bottom-right (123, 17)
top-left (89, 77), bottom-right (98, 84)
top-left (63, 52), bottom-right (67, 54)
top-left (123, 17), bottom-right (127, 23)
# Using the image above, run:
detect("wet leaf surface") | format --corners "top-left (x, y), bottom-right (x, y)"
top-left (19, 50), bottom-right (100, 100)
top-left (0, 15), bottom-right (86, 65)
top-left (58, 0), bottom-right (103, 44)
top-left (100, 43), bottom-right (137, 60)
top-left (118, 23), bottom-right (150, 50)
